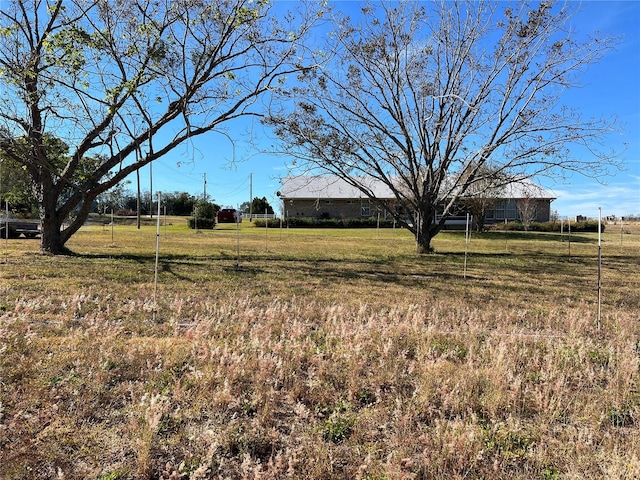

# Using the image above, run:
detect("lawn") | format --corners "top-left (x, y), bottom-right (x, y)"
top-left (1, 220), bottom-right (639, 479)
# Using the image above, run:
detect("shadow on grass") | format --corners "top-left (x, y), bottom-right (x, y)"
top-left (69, 239), bottom-right (637, 300)
top-left (444, 230), bottom-right (598, 244)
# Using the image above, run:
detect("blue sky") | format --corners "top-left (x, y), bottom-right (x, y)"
top-left (144, 1), bottom-right (640, 219)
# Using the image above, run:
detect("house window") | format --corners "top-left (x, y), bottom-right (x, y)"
top-left (506, 200), bottom-right (517, 220)
top-left (495, 201), bottom-right (506, 220)
top-left (361, 199), bottom-right (370, 217)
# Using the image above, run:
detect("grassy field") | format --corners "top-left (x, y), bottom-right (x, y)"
top-left (1, 219), bottom-right (639, 479)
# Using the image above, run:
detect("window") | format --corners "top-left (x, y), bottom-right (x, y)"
top-left (495, 201), bottom-right (506, 220)
top-left (506, 200), bottom-right (517, 220)
top-left (361, 199), bottom-right (370, 217)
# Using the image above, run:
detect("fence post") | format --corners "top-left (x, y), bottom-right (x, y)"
top-left (597, 208), bottom-right (602, 331)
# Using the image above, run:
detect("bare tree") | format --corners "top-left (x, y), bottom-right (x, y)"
top-left (461, 169), bottom-right (507, 232)
top-left (517, 190), bottom-right (539, 231)
top-left (268, 0), bottom-right (621, 253)
top-left (452, 162), bottom-right (510, 232)
top-left (0, 0), bottom-right (320, 254)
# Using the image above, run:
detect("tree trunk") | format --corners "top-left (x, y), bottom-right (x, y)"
top-left (36, 182), bottom-right (90, 255)
top-left (474, 215), bottom-right (486, 233)
top-left (33, 178), bottom-right (60, 254)
top-left (415, 205), bottom-right (439, 254)
top-left (38, 198), bottom-right (73, 255)
top-left (416, 233), bottom-right (434, 254)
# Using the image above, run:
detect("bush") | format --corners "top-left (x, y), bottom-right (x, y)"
top-left (193, 200), bottom-right (217, 220)
top-left (570, 220), bottom-right (605, 233)
top-left (188, 200), bottom-right (218, 229)
top-left (491, 220), bottom-right (604, 233)
top-left (254, 217), bottom-right (398, 228)
top-left (187, 218), bottom-right (215, 229)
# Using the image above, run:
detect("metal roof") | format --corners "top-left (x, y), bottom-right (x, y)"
top-left (279, 175), bottom-right (555, 200)
top-left (279, 175), bottom-right (395, 200)
top-left (501, 179), bottom-right (556, 200)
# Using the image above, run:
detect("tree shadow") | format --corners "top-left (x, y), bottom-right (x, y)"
top-left (446, 231), bottom-right (598, 244)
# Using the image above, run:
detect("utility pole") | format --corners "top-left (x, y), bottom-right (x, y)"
top-left (203, 173), bottom-right (207, 201)
top-left (249, 172), bottom-right (253, 221)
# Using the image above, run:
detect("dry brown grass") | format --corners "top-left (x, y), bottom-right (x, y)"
top-left (0, 222), bottom-right (639, 479)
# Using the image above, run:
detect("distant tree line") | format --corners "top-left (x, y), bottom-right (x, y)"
top-left (0, 154), bottom-right (37, 216)
top-left (95, 189), bottom-right (211, 217)
top-left (1, 155), bottom-right (276, 221)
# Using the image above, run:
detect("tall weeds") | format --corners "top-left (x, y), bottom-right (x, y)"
top-left (1, 295), bottom-right (638, 479)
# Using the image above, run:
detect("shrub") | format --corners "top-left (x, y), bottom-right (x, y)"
top-left (188, 200), bottom-right (218, 229)
top-left (193, 200), bottom-right (217, 220)
top-left (491, 220), bottom-right (604, 233)
top-left (570, 220), bottom-right (605, 233)
top-left (254, 217), bottom-right (398, 228)
top-left (187, 218), bottom-right (215, 229)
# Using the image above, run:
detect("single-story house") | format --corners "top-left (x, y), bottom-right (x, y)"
top-left (479, 180), bottom-right (556, 224)
top-left (278, 175), bottom-right (396, 219)
top-left (278, 175), bottom-right (555, 224)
